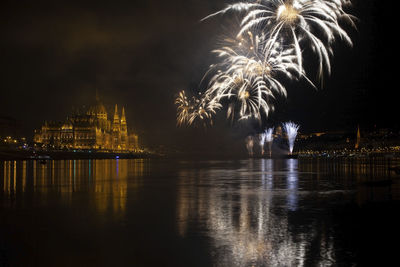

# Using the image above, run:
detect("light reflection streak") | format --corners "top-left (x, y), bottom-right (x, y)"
top-left (0, 159), bottom-right (145, 217)
top-left (3, 162), bottom-right (9, 193)
top-left (22, 161), bottom-right (26, 192)
top-left (176, 158), bottom-right (396, 266)
top-left (116, 159), bottom-right (119, 179)
top-left (88, 159), bottom-right (91, 182)
top-left (13, 161), bottom-right (16, 193)
top-left (287, 158), bottom-right (298, 211)
top-left (261, 158), bottom-right (273, 189)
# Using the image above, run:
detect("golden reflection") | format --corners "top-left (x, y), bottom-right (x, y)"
top-left (0, 159), bottom-right (145, 216)
top-left (4, 161), bottom-right (10, 194)
top-left (22, 161), bottom-right (26, 192)
top-left (13, 161), bottom-right (16, 193)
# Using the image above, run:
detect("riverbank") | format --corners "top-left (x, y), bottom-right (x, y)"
top-left (0, 149), bottom-right (160, 161)
top-left (296, 150), bottom-right (400, 159)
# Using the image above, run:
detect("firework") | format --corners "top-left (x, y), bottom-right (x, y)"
top-left (265, 127), bottom-right (274, 157)
top-left (175, 90), bottom-right (223, 126)
top-left (259, 127), bottom-right (274, 156)
top-left (245, 135), bottom-right (255, 156)
top-left (175, 90), bottom-right (193, 126)
top-left (265, 127), bottom-right (274, 143)
top-left (203, 0), bottom-right (355, 79)
top-left (176, 0), bottom-right (356, 128)
top-left (259, 133), bottom-right (266, 155)
top-left (283, 121), bottom-right (300, 154)
top-left (203, 32), bottom-right (304, 122)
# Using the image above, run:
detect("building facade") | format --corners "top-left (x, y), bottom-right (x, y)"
top-left (34, 96), bottom-right (139, 151)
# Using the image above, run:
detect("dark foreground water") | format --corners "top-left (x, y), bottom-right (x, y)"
top-left (1, 158), bottom-right (400, 266)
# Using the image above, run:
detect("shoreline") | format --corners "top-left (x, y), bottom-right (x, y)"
top-left (0, 149), bottom-right (160, 161)
top-left (1, 149), bottom-right (400, 162)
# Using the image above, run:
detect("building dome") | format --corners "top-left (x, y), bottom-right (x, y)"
top-left (87, 102), bottom-right (107, 116)
top-left (61, 120), bottom-right (73, 130)
top-left (87, 90), bottom-right (108, 121)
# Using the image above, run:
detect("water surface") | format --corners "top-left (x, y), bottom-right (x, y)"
top-left (1, 158), bottom-right (399, 266)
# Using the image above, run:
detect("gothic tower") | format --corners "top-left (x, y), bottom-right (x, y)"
top-left (112, 104), bottom-right (121, 150)
top-left (120, 107), bottom-right (128, 150)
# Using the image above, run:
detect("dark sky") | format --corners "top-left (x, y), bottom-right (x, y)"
top-left (0, 0), bottom-right (395, 153)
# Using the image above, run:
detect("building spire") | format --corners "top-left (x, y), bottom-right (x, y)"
top-left (121, 107), bottom-right (126, 122)
top-left (113, 104), bottom-right (120, 123)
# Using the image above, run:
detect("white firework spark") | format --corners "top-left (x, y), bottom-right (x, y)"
top-left (175, 90), bottom-right (193, 126)
top-left (188, 94), bottom-right (222, 126)
top-left (283, 121), bottom-right (300, 154)
top-left (260, 127), bottom-right (274, 156)
top-left (265, 127), bottom-right (275, 143)
top-left (259, 132), bottom-right (266, 155)
top-left (175, 90), bottom-right (222, 126)
top-left (176, 1), bottom-right (356, 128)
top-left (204, 32), bottom-right (303, 122)
top-left (203, 0), bottom-right (356, 79)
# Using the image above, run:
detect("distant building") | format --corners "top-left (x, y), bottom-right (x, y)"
top-left (34, 94), bottom-right (139, 151)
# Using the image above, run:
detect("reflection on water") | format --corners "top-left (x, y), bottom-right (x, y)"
top-left (177, 160), bottom-right (321, 266)
top-left (287, 158), bottom-right (298, 211)
top-left (1, 158), bottom-right (399, 266)
top-left (0, 159), bottom-right (145, 216)
top-left (177, 158), bottom-right (400, 266)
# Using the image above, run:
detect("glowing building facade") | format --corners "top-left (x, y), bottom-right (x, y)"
top-left (34, 96), bottom-right (139, 151)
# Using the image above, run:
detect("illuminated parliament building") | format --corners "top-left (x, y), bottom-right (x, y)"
top-left (34, 94), bottom-right (139, 152)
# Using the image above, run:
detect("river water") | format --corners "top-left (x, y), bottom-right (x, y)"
top-left (1, 158), bottom-right (399, 266)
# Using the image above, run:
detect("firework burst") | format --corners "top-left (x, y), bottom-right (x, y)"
top-left (176, 0), bottom-right (356, 130)
top-left (203, 31), bottom-right (303, 122)
top-left (175, 90), bottom-right (222, 126)
top-left (203, 0), bottom-right (356, 79)
top-left (265, 127), bottom-right (275, 156)
top-left (283, 121), bottom-right (300, 154)
top-left (175, 90), bottom-right (193, 126)
top-left (259, 132), bottom-right (266, 155)
top-left (265, 127), bottom-right (275, 143)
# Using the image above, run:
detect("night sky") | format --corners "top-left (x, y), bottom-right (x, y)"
top-left (0, 0), bottom-right (395, 153)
